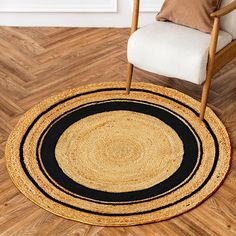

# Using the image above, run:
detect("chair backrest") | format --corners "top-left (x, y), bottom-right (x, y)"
top-left (220, 0), bottom-right (236, 39)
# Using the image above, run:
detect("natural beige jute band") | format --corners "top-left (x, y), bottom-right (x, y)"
top-left (5, 82), bottom-right (231, 226)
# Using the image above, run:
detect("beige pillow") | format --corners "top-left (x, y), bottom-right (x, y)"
top-left (156, 0), bottom-right (221, 33)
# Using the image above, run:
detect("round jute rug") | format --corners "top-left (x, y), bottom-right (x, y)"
top-left (5, 82), bottom-right (231, 226)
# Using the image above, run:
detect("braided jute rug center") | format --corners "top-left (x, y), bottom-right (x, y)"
top-left (5, 82), bottom-right (231, 226)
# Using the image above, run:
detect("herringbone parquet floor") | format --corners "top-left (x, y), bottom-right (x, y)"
top-left (0, 27), bottom-right (235, 236)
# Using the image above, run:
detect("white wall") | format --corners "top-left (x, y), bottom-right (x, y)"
top-left (0, 0), bottom-right (164, 27)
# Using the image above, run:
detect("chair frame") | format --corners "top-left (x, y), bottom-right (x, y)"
top-left (126, 0), bottom-right (236, 120)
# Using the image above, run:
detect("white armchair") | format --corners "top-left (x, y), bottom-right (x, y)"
top-left (126, 0), bottom-right (236, 120)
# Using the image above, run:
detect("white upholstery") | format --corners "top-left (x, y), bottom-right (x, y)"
top-left (128, 22), bottom-right (233, 84)
top-left (220, 0), bottom-right (236, 39)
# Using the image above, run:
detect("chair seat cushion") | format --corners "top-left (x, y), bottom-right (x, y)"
top-left (127, 22), bottom-right (233, 84)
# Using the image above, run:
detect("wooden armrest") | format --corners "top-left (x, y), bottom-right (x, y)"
top-left (211, 0), bottom-right (236, 17)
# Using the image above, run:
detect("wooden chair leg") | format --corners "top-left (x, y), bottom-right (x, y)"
top-left (126, 0), bottom-right (140, 94)
top-left (199, 17), bottom-right (220, 120)
top-left (200, 73), bottom-right (213, 120)
top-left (126, 63), bottom-right (134, 94)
